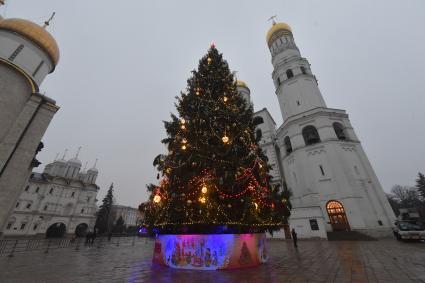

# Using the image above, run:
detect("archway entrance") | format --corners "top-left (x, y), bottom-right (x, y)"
top-left (326, 201), bottom-right (350, 231)
top-left (75, 223), bottom-right (88, 237)
top-left (46, 222), bottom-right (66, 238)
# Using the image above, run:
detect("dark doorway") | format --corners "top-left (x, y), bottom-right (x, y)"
top-left (46, 222), bottom-right (66, 238)
top-left (75, 223), bottom-right (88, 237)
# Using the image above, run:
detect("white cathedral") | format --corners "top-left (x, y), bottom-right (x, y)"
top-left (237, 22), bottom-right (396, 239)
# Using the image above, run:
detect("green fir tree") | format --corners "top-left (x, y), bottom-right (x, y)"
top-left (141, 46), bottom-right (288, 234)
top-left (95, 183), bottom-right (114, 234)
top-left (416, 172), bottom-right (425, 199)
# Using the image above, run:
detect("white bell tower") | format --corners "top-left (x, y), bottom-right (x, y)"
top-left (267, 22), bottom-right (326, 121)
top-left (266, 21), bottom-right (396, 238)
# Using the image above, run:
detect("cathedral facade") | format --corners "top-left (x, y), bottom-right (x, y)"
top-left (238, 22), bottom-right (396, 239)
top-left (2, 152), bottom-right (99, 237)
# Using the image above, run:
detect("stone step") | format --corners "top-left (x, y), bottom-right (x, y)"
top-left (327, 231), bottom-right (377, 241)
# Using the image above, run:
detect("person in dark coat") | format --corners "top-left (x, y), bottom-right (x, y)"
top-left (291, 228), bottom-right (298, 248)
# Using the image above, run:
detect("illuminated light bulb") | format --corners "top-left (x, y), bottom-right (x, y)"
top-left (180, 118), bottom-right (186, 124)
top-left (223, 96), bottom-right (228, 102)
top-left (199, 197), bottom-right (206, 204)
top-left (201, 186), bottom-right (208, 194)
top-left (222, 136), bottom-right (229, 143)
top-left (182, 138), bottom-right (187, 144)
top-left (196, 91), bottom-right (200, 96)
top-left (254, 202), bottom-right (258, 209)
top-left (259, 163), bottom-right (263, 168)
top-left (181, 145), bottom-right (187, 150)
top-left (153, 195), bottom-right (161, 203)
top-left (181, 125), bottom-right (186, 130)
top-left (207, 57), bottom-right (212, 64)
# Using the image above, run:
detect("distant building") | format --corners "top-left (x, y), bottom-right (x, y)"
top-left (0, 3), bottom-right (60, 235)
top-left (2, 153), bottom-right (99, 237)
top-left (112, 205), bottom-right (140, 228)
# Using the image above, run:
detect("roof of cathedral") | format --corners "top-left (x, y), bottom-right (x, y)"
top-left (236, 80), bottom-right (249, 89)
top-left (67, 157), bottom-right (82, 166)
top-left (0, 18), bottom-right (59, 66)
top-left (266, 22), bottom-right (292, 47)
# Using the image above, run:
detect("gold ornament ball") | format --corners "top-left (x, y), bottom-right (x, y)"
top-left (182, 138), bottom-right (187, 144)
top-left (223, 96), bottom-right (228, 102)
top-left (181, 145), bottom-right (187, 150)
top-left (222, 136), bottom-right (229, 143)
top-left (180, 118), bottom-right (186, 124)
top-left (153, 195), bottom-right (161, 203)
top-left (181, 125), bottom-right (186, 130)
top-left (199, 197), bottom-right (206, 203)
top-left (201, 186), bottom-right (208, 194)
top-left (207, 57), bottom-right (212, 64)
top-left (187, 200), bottom-right (192, 204)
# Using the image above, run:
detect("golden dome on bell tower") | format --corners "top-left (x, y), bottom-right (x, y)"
top-left (266, 22), bottom-right (292, 47)
top-left (0, 18), bottom-right (59, 66)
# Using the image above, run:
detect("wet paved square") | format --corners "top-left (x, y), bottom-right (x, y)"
top-left (0, 238), bottom-right (424, 282)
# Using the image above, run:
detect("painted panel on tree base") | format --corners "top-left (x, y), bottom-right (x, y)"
top-left (152, 233), bottom-right (268, 270)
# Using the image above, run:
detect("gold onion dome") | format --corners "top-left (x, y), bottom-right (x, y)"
top-left (236, 80), bottom-right (249, 89)
top-left (266, 22), bottom-right (292, 47)
top-left (0, 18), bottom-right (59, 66)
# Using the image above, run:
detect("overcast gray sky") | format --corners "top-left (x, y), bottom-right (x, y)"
top-left (3, 0), bottom-right (425, 207)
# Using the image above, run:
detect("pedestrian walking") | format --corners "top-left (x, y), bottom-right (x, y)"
top-left (291, 228), bottom-right (298, 248)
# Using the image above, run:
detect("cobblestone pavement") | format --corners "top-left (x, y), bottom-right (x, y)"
top-left (0, 238), bottom-right (424, 283)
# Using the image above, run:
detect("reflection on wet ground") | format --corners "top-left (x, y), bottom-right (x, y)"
top-left (1, 238), bottom-right (424, 282)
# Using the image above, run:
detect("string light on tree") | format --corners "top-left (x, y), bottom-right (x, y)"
top-left (153, 195), bottom-right (161, 203)
top-left (222, 135), bottom-right (229, 144)
top-left (199, 197), bottom-right (206, 204)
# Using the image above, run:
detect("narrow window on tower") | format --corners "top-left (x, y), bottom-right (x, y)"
top-left (354, 166), bottom-right (360, 175)
top-left (301, 66), bottom-right (307, 75)
top-left (9, 44), bottom-right (24, 61)
top-left (319, 165), bottom-right (325, 176)
top-left (26, 203), bottom-right (32, 209)
top-left (284, 136), bottom-right (292, 154)
top-left (286, 69), bottom-right (294, 79)
top-left (296, 100), bottom-right (300, 106)
top-left (35, 187), bottom-right (40, 193)
top-left (32, 60), bottom-right (44, 77)
top-left (49, 188), bottom-right (54, 194)
top-left (24, 186), bottom-right (29, 192)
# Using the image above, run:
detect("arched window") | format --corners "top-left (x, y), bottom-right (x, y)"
top-left (333, 122), bottom-right (346, 140)
top-left (300, 66), bottom-right (307, 75)
top-left (284, 136), bottom-right (292, 153)
top-left (286, 69), bottom-right (294, 79)
top-left (302, 125), bottom-right (321, 145)
top-left (256, 129), bottom-right (263, 141)
top-left (253, 116), bottom-right (264, 125)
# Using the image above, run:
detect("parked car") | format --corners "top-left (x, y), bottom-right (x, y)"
top-left (393, 220), bottom-right (425, 241)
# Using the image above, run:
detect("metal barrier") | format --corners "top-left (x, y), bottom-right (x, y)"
top-left (0, 236), bottom-right (150, 258)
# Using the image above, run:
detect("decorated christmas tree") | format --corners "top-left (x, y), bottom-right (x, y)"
top-left (141, 45), bottom-right (289, 234)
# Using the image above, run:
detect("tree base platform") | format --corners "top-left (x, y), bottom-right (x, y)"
top-left (152, 233), bottom-right (268, 270)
